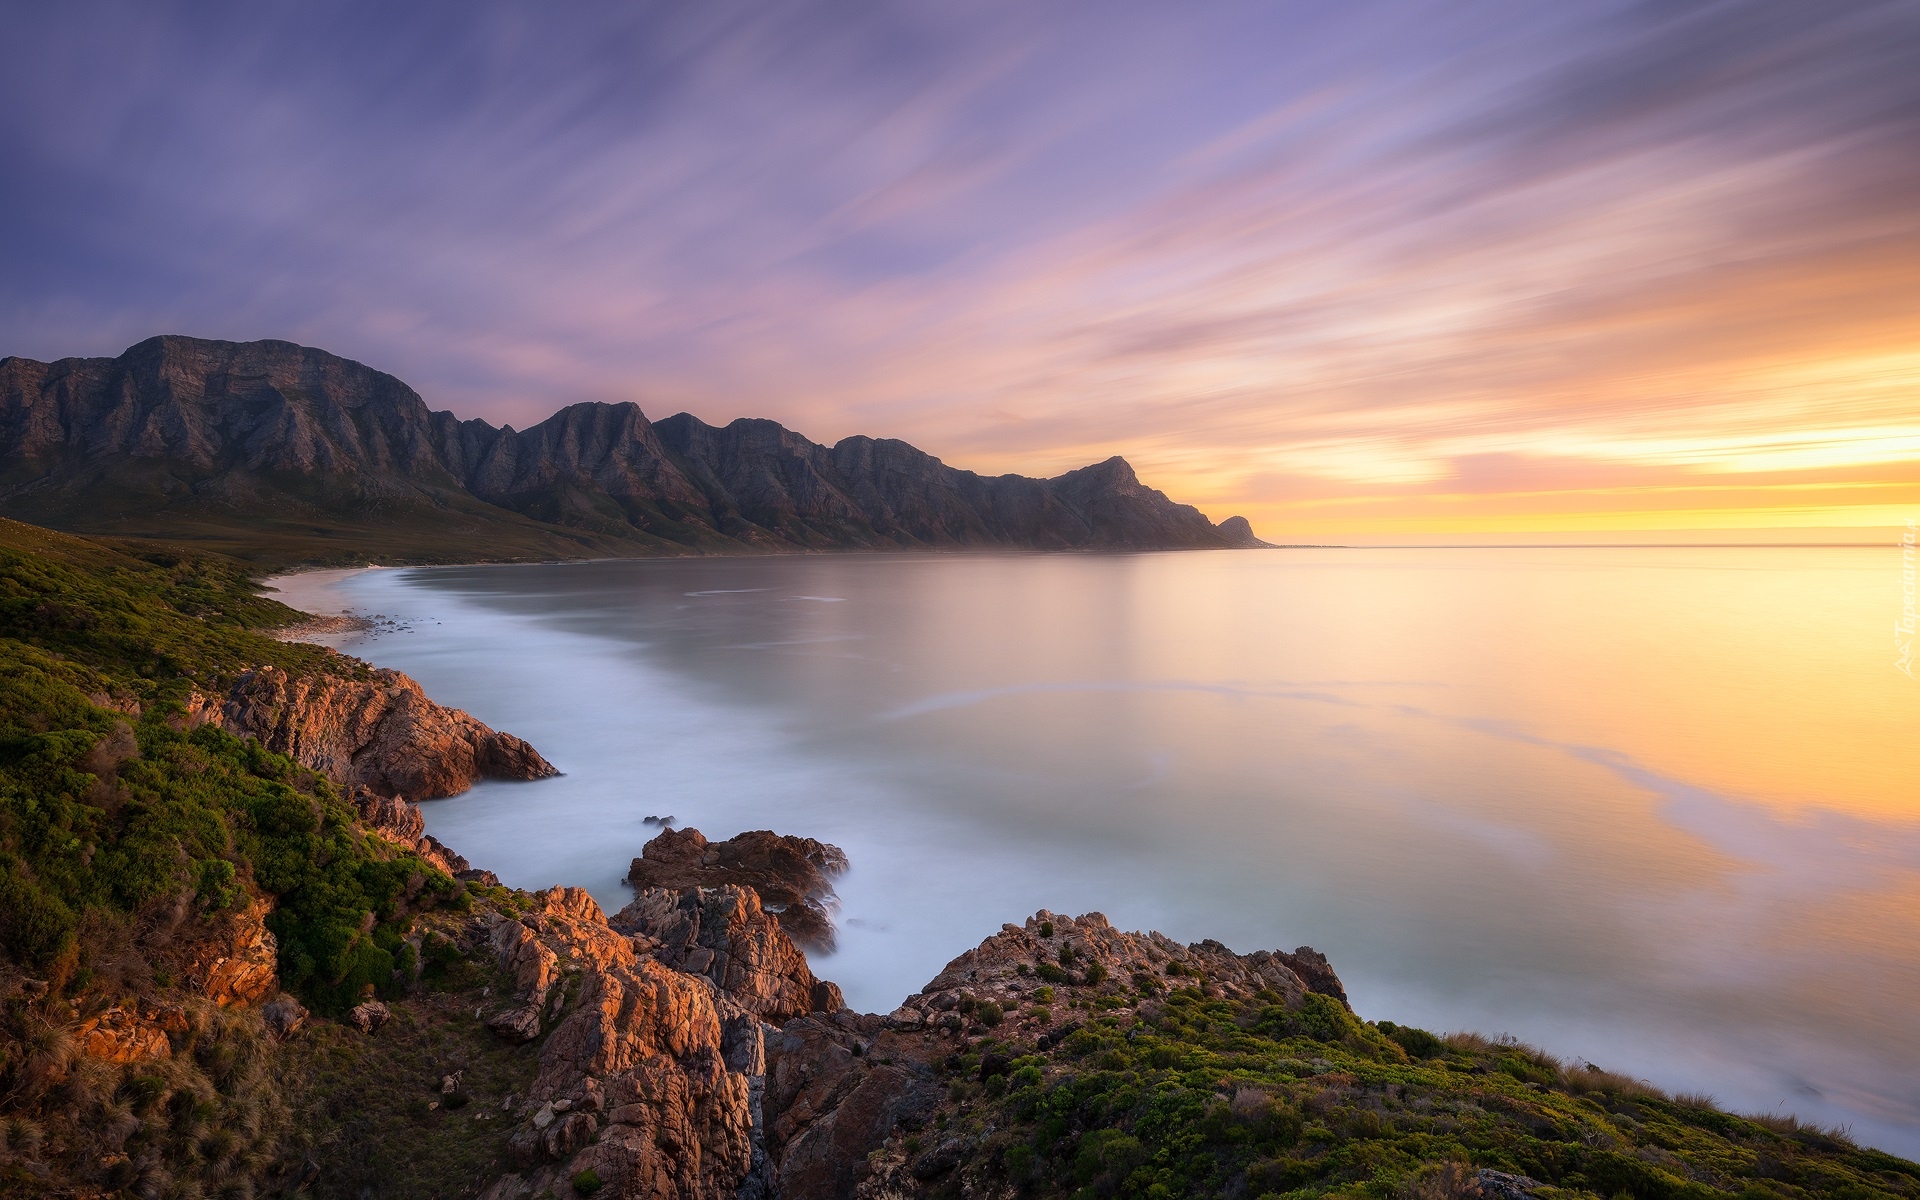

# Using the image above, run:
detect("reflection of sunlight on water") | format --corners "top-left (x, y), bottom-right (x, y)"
top-left (272, 548), bottom-right (1920, 1156)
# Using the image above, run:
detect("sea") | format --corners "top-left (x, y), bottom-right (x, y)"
top-left (267, 547), bottom-right (1920, 1156)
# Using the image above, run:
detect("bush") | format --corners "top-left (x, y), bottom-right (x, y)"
top-left (977, 1001), bottom-right (1004, 1027)
top-left (572, 1167), bottom-right (605, 1195)
top-left (1377, 1020), bottom-right (1445, 1059)
top-left (0, 856), bottom-right (77, 969)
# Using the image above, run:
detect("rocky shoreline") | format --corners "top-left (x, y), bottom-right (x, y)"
top-left (147, 648), bottom-right (1355, 1199)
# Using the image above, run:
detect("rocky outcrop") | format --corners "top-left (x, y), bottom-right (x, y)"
top-left (612, 885), bottom-right (843, 1023)
top-left (215, 664), bottom-right (557, 800)
top-left (762, 1014), bottom-right (943, 1200)
top-left (626, 828), bottom-right (848, 951)
top-left (885, 909), bottom-right (1346, 1033)
top-left (475, 887), bottom-right (768, 1200)
top-left (472, 882), bottom-right (951, 1200)
top-left (349, 786), bottom-right (478, 876)
top-left (73, 1006), bottom-right (179, 1064)
top-left (180, 896), bottom-right (281, 1008)
top-left (1, 335), bottom-right (1265, 557)
top-left (73, 895), bottom-right (289, 1065)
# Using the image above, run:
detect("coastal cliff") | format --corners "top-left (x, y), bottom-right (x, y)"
top-left (0, 335), bottom-right (1265, 563)
top-left (209, 664), bottom-right (557, 800)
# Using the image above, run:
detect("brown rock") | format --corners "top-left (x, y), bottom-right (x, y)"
top-left (217, 664), bottom-right (557, 800)
top-left (890, 910), bottom-right (1342, 1025)
top-left (626, 828), bottom-right (847, 951)
top-left (480, 887), bottom-right (763, 1200)
top-left (349, 786), bottom-right (474, 875)
top-left (73, 1008), bottom-right (171, 1064)
top-left (182, 896), bottom-right (279, 1007)
top-left (761, 1013), bottom-right (942, 1200)
top-left (348, 1000), bottom-right (391, 1033)
top-left (611, 885), bottom-right (839, 1024)
top-left (1274, 944), bottom-right (1349, 1004)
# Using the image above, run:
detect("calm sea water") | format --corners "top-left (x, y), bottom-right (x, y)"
top-left (270, 548), bottom-right (1920, 1155)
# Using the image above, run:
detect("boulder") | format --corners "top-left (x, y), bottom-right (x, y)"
top-left (625, 828), bottom-right (847, 951)
top-left (262, 994), bottom-right (309, 1040)
top-left (348, 1000), bottom-right (391, 1033)
top-left (611, 885), bottom-right (840, 1024)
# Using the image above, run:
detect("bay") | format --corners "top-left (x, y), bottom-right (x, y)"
top-left (269, 547), bottom-right (1920, 1155)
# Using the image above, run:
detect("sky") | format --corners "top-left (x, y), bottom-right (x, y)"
top-left (3, 0), bottom-right (1917, 541)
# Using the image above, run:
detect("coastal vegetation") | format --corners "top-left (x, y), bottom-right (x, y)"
top-left (0, 519), bottom-right (492, 1194)
top-left (0, 518), bottom-right (451, 1011)
top-left (924, 985), bottom-right (1920, 1200)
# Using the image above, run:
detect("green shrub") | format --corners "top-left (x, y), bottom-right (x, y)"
top-left (1377, 1020), bottom-right (1445, 1059)
top-left (571, 1167), bottom-right (604, 1195)
top-left (978, 1001), bottom-right (1004, 1027)
top-left (0, 855), bottom-right (77, 969)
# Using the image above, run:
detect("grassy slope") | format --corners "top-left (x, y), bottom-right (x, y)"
top-left (0, 518), bottom-right (541, 1197)
top-left (912, 987), bottom-right (1919, 1200)
top-left (0, 461), bottom-right (696, 569)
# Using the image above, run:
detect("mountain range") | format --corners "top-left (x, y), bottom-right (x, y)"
top-left (0, 335), bottom-right (1265, 565)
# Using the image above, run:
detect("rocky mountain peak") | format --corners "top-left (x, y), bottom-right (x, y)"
top-left (1, 335), bottom-right (1272, 560)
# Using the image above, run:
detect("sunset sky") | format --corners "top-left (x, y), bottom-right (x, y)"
top-left (3, 1), bottom-right (1916, 540)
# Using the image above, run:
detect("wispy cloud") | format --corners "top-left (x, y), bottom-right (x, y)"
top-left (2, 0), bottom-right (1915, 536)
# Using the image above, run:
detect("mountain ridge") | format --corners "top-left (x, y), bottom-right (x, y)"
top-left (0, 335), bottom-right (1269, 565)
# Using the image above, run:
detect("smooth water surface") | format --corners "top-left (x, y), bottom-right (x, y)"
top-left (270, 548), bottom-right (1920, 1154)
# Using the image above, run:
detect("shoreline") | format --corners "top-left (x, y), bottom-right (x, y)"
top-left (249, 549), bottom-right (1920, 1158)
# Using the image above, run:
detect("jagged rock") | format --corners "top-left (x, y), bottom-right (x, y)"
top-left (349, 787), bottom-right (475, 875)
top-left (182, 896), bottom-right (279, 1008)
top-left (216, 665), bottom-right (556, 800)
top-left (478, 887), bottom-right (764, 1199)
top-left (889, 910), bottom-right (1346, 1025)
top-left (611, 885), bottom-right (840, 1023)
top-left (762, 1014), bottom-right (942, 1200)
top-left (72, 1007), bottom-right (171, 1064)
top-left (351, 788), bottom-right (425, 842)
top-left (348, 1000), bottom-right (391, 1033)
top-left (625, 828), bottom-right (847, 951)
top-left (75, 898), bottom-right (287, 1064)
top-left (1274, 944), bottom-right (1348, 1005)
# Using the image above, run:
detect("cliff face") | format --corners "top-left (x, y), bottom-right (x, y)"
top-left (1, 336), bottom-right (1264, 560)
top-left (211, 664), bottom-right (558, 800)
